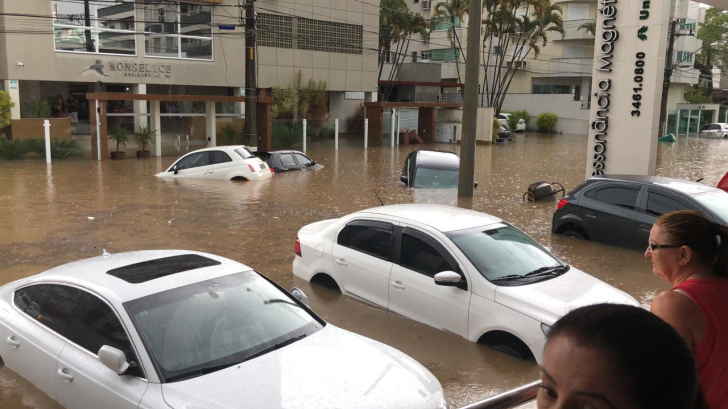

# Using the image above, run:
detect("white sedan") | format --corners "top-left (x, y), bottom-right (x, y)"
top-left (496, 113), bottom-right (526, 132)
top-left (156, 146), bottom-right (273, 181)
top-left (293, 204), bottom-right (639, 363)
top-left (0, 250), bottom-right (447, 409)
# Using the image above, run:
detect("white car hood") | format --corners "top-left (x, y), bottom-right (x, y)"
top-left (494, 267), bottom-right (639, 325)
top-left (161, 325), bottom-right (446, 409)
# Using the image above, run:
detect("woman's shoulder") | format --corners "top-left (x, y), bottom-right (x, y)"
top-left (651, 290), bottom-right (703, 345)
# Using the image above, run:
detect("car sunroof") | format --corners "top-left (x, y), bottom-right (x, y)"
top-left (107, 254), bottom-right (221, 284)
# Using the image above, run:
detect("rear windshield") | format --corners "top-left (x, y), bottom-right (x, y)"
top-left (414, 168), bottom-right (459, 189)
top-left (235, 147), bottom-right (254, 159)
top-left (694, 191), bottom-right (728, 223)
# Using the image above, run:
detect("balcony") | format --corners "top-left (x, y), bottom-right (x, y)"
top-left (549, 58), bottom-right (593, 77)
top-left (557, 20), bottom-right (595, 42)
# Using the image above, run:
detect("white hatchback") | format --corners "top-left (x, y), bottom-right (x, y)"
top-left (699, 123), bottom-right (728, 139)
top-left (156, 146), bottom-right (273, 181)
top-left (0, 250), bottom-right (447, 409)
top-left (293, 204), bottom-right (639, 363)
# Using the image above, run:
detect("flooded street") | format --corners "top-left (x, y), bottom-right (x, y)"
top-left (1, 133), bottom-right (727, 408)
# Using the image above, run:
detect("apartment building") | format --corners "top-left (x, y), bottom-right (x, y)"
top-left (0, 0), bottom-right (379, 155)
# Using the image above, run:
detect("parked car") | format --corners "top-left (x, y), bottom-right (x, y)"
top-left (293, 204), bottom-right (638, 363)
top-left (256, 150), bottom-right (321, 172)
top-left (552, 175), bottom-right (728, 251)
top-left (496, 113), bottom-right (526, 132)
top-left (156, 146), bottom-right (272, 181)
top-left (699, 123), bottom-right (728, 139)
top-left (401, 150), bottom-right (459, 189)
top-left (0, 250), bottom-right (447, 409)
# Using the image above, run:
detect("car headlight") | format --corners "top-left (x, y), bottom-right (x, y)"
top-left (541, 323), bottom-right (552, 337)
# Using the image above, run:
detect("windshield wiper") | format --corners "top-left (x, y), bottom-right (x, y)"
top-left (491, 265), bottom-right (570, 284)
top-left (166, 361), bottom-right (239, 382)
top-left (239, 334), bottom-right (309, 364)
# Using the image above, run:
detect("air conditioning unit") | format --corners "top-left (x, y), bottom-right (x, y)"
top-left (422, 1), bottom-right (432, 10)
top-left (506, 60), bottom-right (527, 69)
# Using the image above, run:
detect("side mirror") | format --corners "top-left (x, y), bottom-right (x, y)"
top-left (400, 175), bottom-right (409, 185)
top-left (173, 165), bottom-right (179, 175)
top-left (310, 161), bottom-right (316, 166)
top-left (434, 271), bottom-right (462, 287)
top-left (289, 287), bottom-right (310, 307)
top-left (98, 346), bottom-right (130, 375)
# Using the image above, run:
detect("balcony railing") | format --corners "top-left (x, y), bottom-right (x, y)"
top-left (558, 20), bottom-right (595, 41)
top-left (459, 381), bottom-right (540, 409)
top-left (549, 58), bottom-right (593, 77)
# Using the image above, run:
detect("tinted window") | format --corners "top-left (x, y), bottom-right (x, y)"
top-left (107, 254), bottom-right (221, 284)
top-left (646, 192), bottom-right (685, 217)
top-left (347, 225), bottom-right (392, 260)
top-left (68, 292), bottom-right (135, 361)
top-left (400, 233), bottom-right (454, 277)
top-left (337, 226), bottom-right (349, 246)
top-left (294, 154), bottom-right (312, 166)
top-left (593, 187), bottom-right (639, 210)
top-left (212, 151), bottom-right (232, 164)
top-left (280, 154), bottom-right (296, 167)
top-left (14, 285), bottom-right (39, 312)
top-left (234, 147), bottom-right (254, 159)
top-left (24, 285), bottom-right (80, 337)
top-left (413, 168), bottom-right (459, 189)
top-left (175, 152), bottom-right (210, 170)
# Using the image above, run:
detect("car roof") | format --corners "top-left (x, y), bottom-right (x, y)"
top-left (591, 175), bottom-right (720, 195)
top-left (16, 250), bottom-right (251, 304)
top-left (414, 150), bottom-right (460, 168)
top-left (262, 150), bottom-right (305, 155)
top-left (192, 146), bottom-right (251, 153)
top-left (357, 204), bottom-right (502, 233)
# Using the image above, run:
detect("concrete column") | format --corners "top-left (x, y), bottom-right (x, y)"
top-left (150, 100), bottom-right (162, 156)
top-left (3, 80), bottom-right (20, 120)
top-left (206, 101), bottom-right (216, 147)
top-left (365, 106), bottom-right (383, 146)
top-left (133, 84), bottom-right (148, 131)
top-left (365, 92), bottom-right (378, 103)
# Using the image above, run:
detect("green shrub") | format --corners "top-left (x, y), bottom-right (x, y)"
top-left (0, 91), bottom-right (15, 128)
top-left (29, 138), bottom-right (83, 159)
top-left (272, 122), bottom-right (310, 150)
top-left (492, 117), bottom-right (502, 143)
top-left (536, 112), bottom-right (558, 133)
top-left (20, 99), bottom-right (52, 119)
top-left (508, 110), bottom-right (529, 131)
top-left (317, 126), bottom-right (335, 140)
top-left (219, 124), bottom-right (242, 145)
top-left (0, 137), bottom-right (30, 160)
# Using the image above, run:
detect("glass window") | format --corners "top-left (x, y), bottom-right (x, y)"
top-left (124, 271), bottom-right (322, 382)
top-left (347, 225), bottom-right (392, 260)
top-left (400, 233), bottom-right (454, 277)
top-left (280, 154), bottom-right (297, 167)
top-left (593, 187), bottom-right (639, 210)
top-left (13, 286), bottom-right (40, 312)
top-left (144, 1), bottom-right (213, 60)
top-left (234, 147), bottom-right (254, 159)
top-left (694, 191), bottom-right (728, 222)
top-left (646, 192), bottom-right (685, 217)
top-left (68, 292), bottom-right (135, 361)
top-left (175, 152), bottom-right (210, 170)
top-left (414, 168), bottom-right (459, 189)
top-left (52, 1), bottom-right (136, 55)
top-left (212, 151), bottom-right (232, 164)
top-left (337, 226), bottom-right (349, 246)
top-left (294, 154), bottom-right (312, 166)
top-left (23, 285), bottom-right (80, 337)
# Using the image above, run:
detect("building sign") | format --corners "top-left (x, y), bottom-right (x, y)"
top-left (9, 80), bottom-right (18, 90)
top-left (586, 0), bottom-right (670, 177)
top-left (108, 61), bottom-right (172, 79)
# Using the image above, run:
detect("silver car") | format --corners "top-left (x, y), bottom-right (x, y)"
top-left (699, 123), bottom-right (728, 139)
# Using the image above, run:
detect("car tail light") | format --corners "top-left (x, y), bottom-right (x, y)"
top-left (557, 199), bottom-right (569, 209)
top-left (248, 164), bottom-right (256, 172)
top-left (270, 167), bottom-right (275, 173)
top-left (295, 237), bottom-right (302, 257)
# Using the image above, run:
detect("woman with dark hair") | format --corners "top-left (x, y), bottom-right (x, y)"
top-left (646, 210), bottom-right (728, 409)
top-left (538, 304), bottom-right (700, 409)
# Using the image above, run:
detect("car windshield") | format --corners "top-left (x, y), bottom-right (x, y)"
top-left (124, 271), bottom-right (322, 382)
top-left (447, 223), bottom-right (565, 285)
top-left (414, 167), bottom-right (459, 189)
top-left (694, 191), bottom-right (728, 223)
top-left (235, 147), bottom-right (254, 159)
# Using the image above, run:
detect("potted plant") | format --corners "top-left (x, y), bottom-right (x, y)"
top-left (134, 125), bottom-right (156, 158)
top-left (108, 124), bottom-right (129, 160)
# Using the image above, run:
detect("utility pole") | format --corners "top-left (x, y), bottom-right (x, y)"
top-left (658, 19), bottom-right (678, 136)
top-left (84, 0), bottom-right (94, 52)
top-left (243, 0), bottom-right (258, 147)
top-left (458, 0), bottom-right (482, 198)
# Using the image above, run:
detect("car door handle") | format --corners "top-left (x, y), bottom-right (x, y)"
top-left (6, 335), bottom-right (19, 348)
top-left (586, 213), bottom-right (596, 219)
top-left (335, 258), bottom-right (347, 266)
top-left (391, 281), bottom-right (405, 290)
top-left (57, 368), bottom-right (74, 383)
top-left (639, 223), bottom-right (651, 229)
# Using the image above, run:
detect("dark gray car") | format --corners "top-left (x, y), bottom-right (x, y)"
top-left (256, 150), bottom-right (320, 173)
top-left (552, 175), bottom-right (728, 251)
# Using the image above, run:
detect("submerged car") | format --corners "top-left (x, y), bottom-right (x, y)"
top-left (256, 150), bottom-right (321, 172)
top-left (293, 204), bottom-right (638, 363)
top-left (156, 146), bottom-right (272, 181)
top-left (699, 123), bottom-right (728, 139)
top-left (552, 175), bottom-right (728, 251)
top-left (0, 250), bottom-right (447, 409)
top-left (496, 113), bottom-right (526, 132)
top-left (401, 150), bottom-right (459, 189)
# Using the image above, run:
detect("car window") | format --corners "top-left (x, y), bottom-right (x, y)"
top-left (13, 285), bottom-right (40, 312)
top-left (280, 154), bottom-right (296, 167)
top-left (414, 168), bottom-right (459, 189)
top-left (337, 226), bottom-right (349, 246)
top-left (694, 191), bottom-right (728, 222)
top-left (646, 192), bottom-right (686, 217)
top-left (211, 151), bottom-right (232, 164)
top-left (400, 233), bottom-right (454, 277)
top-left (234, 147), bottom-right (254, 159)
top-left (22, 284), bottom-right (80, 337)
top-left (346, 224), bottom-right (392, 260)
top-left (702, 124), bottom-right (712, 131)
top-left (175, 152), bottom-right (210, 170)
top-left (294, 154), bottom-right (312, 166)
top-left (67, 291), bottom-right (136, 361)
top-left (591, 186), bottom-right (640, 210)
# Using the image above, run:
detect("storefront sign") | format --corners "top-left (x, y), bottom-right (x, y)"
top-left (108, 62), bottom-right (173, 79)
top-left (9, 80), bottom-right (18, 90)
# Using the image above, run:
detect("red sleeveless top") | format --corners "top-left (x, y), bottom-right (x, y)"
top-left (673, 278), bottom-right (728, 409)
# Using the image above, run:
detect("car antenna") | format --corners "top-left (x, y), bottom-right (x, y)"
top-left (373, 190), bottom-right (385, 206)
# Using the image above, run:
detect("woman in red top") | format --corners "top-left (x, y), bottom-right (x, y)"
top-left (646, 210), bottom-right (728, 409)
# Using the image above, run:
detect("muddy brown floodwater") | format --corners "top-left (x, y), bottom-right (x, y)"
top-left (1, 133), bottom-right (726, 408)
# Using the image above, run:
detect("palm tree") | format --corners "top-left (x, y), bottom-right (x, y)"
top-left (383, 11), bottom-right (429, 100)
top-left (578, 20), bottom-right (596, 37)
top-left (434, 0), bottom-right (469, 83)
top-left (379, 0), bottom-right (410, 82)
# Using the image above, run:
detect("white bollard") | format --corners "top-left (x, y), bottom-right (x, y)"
top-left (43, 119), bottom-right (51, 164)
top-left (364, 118), bottom-right (369, 149)
top-left (302, 119), bottom-right (307, 153)
top-left (396, 110), bottom-right (401, 146)
top-left (335, 119), bottom-right (339, 151)
top-left (390, 109), bottom-right (396, 148)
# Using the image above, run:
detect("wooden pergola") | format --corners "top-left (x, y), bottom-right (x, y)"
top-left (85, 92), bottom-right (274, 160)
top-left (364, 101), bottom-right (461, 146)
